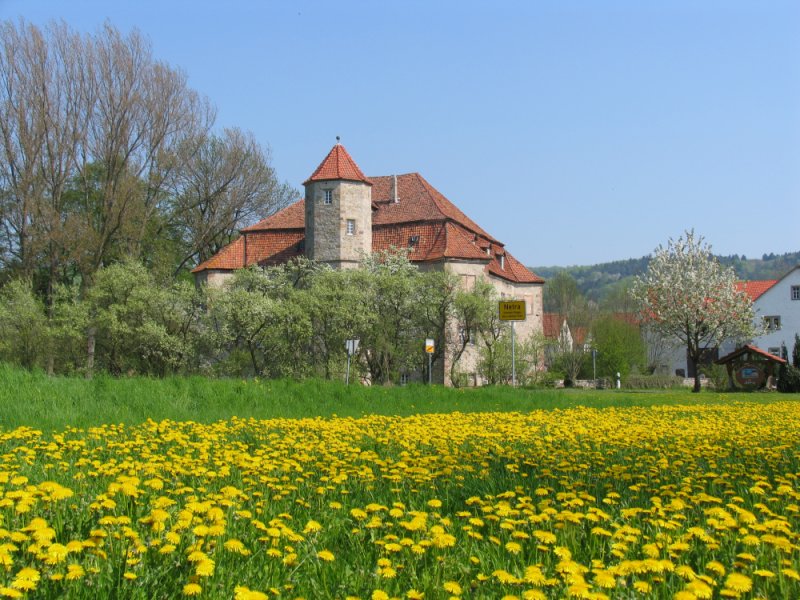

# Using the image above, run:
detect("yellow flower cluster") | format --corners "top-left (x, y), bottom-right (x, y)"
top-left (0, 402), bottom-right (797, 598)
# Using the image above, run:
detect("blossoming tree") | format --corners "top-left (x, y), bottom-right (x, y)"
top-left (632, 230), bottom-right (759, 392)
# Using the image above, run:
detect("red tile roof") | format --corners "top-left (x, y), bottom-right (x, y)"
top-left (195, 159), bottom-right (543, 285)
top-left (543, 313), bottom-right (565, 339)
top-left (716, 344), bottom-right (787, 365)
top-left (735, 280), bottom-right (777, 302)
top-left (303, 143), bottom-right (371, 186)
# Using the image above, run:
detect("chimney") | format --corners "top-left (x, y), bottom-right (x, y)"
top-left (393, 175), bottom-right (399, 203)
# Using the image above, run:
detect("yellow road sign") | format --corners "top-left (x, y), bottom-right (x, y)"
top-left (425, 338), bottom-right (435, 354)
top-left (499, 300), bottom-right (526, 321)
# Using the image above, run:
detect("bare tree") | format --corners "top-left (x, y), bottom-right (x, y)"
top-left (167, 128), bottom-right (295, 273)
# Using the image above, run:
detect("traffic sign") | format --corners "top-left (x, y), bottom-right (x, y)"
top-left (498, 300), bottom-right (526, 321)
top-left (425, 338), bottom-right (435, 354)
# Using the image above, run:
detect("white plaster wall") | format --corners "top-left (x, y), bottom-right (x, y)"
top-left (751, 267), bottom-right (800, 355)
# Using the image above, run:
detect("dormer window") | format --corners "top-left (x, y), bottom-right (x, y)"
top-left (324, 189), bottom-right (333, 205)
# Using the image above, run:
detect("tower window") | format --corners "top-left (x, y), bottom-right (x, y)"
top-left (346, 219), bottom-right (356, 235)
top-left (324, 190), bottom-right (333, 205)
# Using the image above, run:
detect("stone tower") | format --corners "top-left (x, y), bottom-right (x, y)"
top-left (303, 141), bottom-right (373, 269)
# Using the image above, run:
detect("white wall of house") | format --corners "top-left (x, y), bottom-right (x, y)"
top-left (749, 266), bottom-right (800, 357)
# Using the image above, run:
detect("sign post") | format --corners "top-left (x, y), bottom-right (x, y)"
top-left (498, 300), bottom-right (526, 386)
top-left (425, 338), bottom-right (435, 384)
top-left (345, 338), bottom-right (359, 385)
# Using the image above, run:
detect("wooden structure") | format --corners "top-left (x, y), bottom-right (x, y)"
top-left (715, 344), bottom-right (787, 390)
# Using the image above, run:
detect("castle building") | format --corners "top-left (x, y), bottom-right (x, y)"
top-left (193, 142), bottom-right (544, 384)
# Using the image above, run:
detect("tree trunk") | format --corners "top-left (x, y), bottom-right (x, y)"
top-left (86, 325), bottom-right (96, 379)
top-left (693, 372), bottom-right (702, 393)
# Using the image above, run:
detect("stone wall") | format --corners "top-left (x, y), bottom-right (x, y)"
top-left (304, 180), bottom-right (372, 269)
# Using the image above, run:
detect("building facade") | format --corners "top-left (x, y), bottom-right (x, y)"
top-left (193, 142), bottom-right (545, 385)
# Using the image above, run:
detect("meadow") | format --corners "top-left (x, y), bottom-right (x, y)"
top-left (0, 365), bottom-right (798, 599)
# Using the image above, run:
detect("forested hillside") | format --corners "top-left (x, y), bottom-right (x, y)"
top-left (533, 250), bottom-right (800, 303)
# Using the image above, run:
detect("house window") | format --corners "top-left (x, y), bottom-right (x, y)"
top-left (460, 274), bottom-right (476, 291)
top-left (324, 189), bottom-right (333, 205)
top-left (399, 372), bottom-right (409, 385)
top-left (792, 285), bottom-right (800, 301)
top-left (768, 347), bottom-right (781, 357)
top-left (346, 219), bottom-right (355, 235)
top-left (764, 315), bottom-right (781, 331)
top-left (408, 235), bottom-right (420, 248)
top-left (499, 255), bottom-right (505, 270)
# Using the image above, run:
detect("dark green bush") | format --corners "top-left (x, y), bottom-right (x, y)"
top-left (777, 363), bottom-right (800, 393)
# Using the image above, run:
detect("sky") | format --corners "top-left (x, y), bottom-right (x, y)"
top-left (2, 0), bottom-right (798, 267)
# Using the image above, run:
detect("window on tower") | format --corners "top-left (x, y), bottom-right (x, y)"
top-left (346, 219), bottom-right (356, 235)
top-left (324, 189), bottom-right (333, 204)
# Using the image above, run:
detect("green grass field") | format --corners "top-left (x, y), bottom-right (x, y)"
top-left (1, 363), bottom-right (799, 598)
top-left (0, 362), bottom-right (796, 430)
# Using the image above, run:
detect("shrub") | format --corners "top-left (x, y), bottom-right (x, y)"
top-left (622, 374), bottom-right (686, 390)
top-left (777, 362), bottom-right (800, 393)
top-left (701, 364), bottom-right (730, 390)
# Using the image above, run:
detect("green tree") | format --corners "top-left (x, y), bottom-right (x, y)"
top-left (85, 261), bottom-right (202, 376)
top-left (305, 266), bottom-right (374, 380)
top-left (590, 314), bottom-right (646, 380)
top-left (205, 263), bottom-right (312, 378)
top-left (449, 279), bottom-right (495, 386)
top-left (359, 249), bottom-right (424, 385)
top-left (0, 279), bottom-right (50, 369)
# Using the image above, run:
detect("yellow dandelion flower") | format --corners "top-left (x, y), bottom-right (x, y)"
top-left (183, 583), bottom-right (202, 596)
top-left (317, 549), bottom-right (335, 562)
top-left (724, 573), bottom-right (751, 593)
top-left (195, 559), bottom-right (215, 577)
top-left (372, 591), bottom-right (389, 600)
top-left (632, 581), bottom-right (651, 593)
top-left (443, 581), bottom-right (462, 595)
top-left (781, 568), bottom-right (800, 581)
top-left (0, 587), bottom-right (22, 598)
top-left (752, 569), bottom-right (774, 578)
top-left (407, 590), bottom-right (424, 599)
top-left (65, 564), bottom-right (85, 580)
top-left (505, 541), bottom-right (522, 554)
top-left (123, 572), bottom-right (137, 581)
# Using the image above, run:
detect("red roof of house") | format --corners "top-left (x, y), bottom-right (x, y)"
top-left (735, 280), bottom-right (777, 302)
top-left (194, 149), bottom-right (543, 285)
top-left (543, 313), bottom-right (565, 339)
top-left (715, 344), bottom-right (787, 365)
top-left (303, 143), bottom-right (371, 186)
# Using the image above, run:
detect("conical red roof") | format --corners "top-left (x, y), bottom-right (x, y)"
top-left (303, 143), bottom-right (372, 185)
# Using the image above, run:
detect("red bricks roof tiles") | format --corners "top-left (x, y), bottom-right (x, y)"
top-left (195, 147), bottom-right (543, 285)
top-left (303, 143), bottom-right (371, 186)
top-left (735, 280), bottom-right (778, 302)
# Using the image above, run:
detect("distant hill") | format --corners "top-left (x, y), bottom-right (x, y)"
top-left (531, 251), bottom-right (800, 304)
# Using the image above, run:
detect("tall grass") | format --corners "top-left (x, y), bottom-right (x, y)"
top-left (1, 363), bottom-right (796, 431)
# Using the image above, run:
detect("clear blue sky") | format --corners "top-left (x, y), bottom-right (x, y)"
top-left (3, 0), bottom-right (799, 267)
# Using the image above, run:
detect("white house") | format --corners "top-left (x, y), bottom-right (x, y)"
top-left (665, 266), bottom-right (800, 376)
top-left (735, 265), bottom-right (800, 358)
